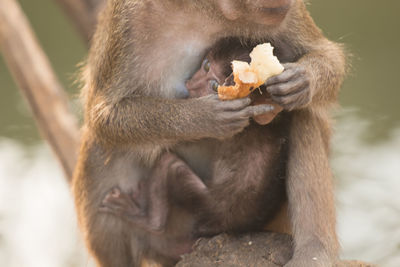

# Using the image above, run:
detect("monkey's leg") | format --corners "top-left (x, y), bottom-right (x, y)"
top-left (165, 155), bottom-right (209, 209)
top-left (284, 109), bottom-right (338, 267)
top-left (84, 211), bottom-right (145, 267)
top-left (75, 183), bottom-right (145, 267)
top-left (100, 152), bottom-right (209, 234)
top-left (195, 143), bottom-right (287, 236)
top-left (73, 139), bottom-right (151, 267)
top-left (99, 153), bottom-right (179, 234)
top-left (136, 152), bottom-right (209, 232)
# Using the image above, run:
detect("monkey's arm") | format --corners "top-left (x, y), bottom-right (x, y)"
top-left (297, 39), bottom-right (346, 107)
top-left (88, 95), bottom-right (274, 146)
top-left (266, 1), bottom-right (346, 110)
top-left (266, 2), bottom-right (345, 266)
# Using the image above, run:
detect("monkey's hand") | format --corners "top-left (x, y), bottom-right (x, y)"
top-left (265, 63), bottom-right (312, 111)
top-left (198, 95), bottom-right (274, 139)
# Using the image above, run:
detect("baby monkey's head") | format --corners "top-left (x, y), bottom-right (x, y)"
top-left (185, 40), bottom-right (251, 98)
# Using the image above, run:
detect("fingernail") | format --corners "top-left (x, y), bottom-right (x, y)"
top-left (264, 106), bottom-right (274, 112)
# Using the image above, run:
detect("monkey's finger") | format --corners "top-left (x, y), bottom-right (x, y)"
top-left (265, 66), bottom-right (297, 86)
top-left (199, 94), bottom-right (220, 103)
top-left (265, 64), bottom-right (306, 86)
top-left (99, 205), bottom-right (125, 215)
top-left (267, 77), bottom-right (309, 96)
top-left (271, 89), bottom-right (311, 110)
top-left (242, 104), bottom-right (275, 117)
top-left (207, 94), bottom-right (220, 100)
top-left (219, 97), bottom-right (252, 111)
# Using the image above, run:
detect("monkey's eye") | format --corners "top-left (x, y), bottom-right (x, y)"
top-left (203, 59), bottom-right (211, 72)
top-left (210, 80), bottom-right (219, 92)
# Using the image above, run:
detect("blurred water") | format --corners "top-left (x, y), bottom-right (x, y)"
top-left (0, 111), bottom-right (399, 267)
top-left (0, 141), bottom-right (94, 267)
top-left (333, 111), bottom-right (400, 266)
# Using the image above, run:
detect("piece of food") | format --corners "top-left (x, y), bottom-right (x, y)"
top-left (218, 43), bottom-right (284, 100)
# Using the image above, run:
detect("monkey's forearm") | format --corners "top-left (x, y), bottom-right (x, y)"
top-left (88, 95), bottom-right (267, 146)
top-left (299, 40), bottom-right (346, 107)
top-left (89, 96), bottom-right (209, 146)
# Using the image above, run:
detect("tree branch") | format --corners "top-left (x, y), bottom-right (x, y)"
top-left (0, 0), bottom-right (80, 180)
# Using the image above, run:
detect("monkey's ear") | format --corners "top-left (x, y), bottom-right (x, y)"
top-left (217, 0), bottom-right (241, 21)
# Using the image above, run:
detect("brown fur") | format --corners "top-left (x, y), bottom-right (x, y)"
top-left (72, 0), bottom-right (346, 266)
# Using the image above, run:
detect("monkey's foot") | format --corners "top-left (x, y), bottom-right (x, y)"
top-left (100, 187), bottom-right (167, 234)
top-left (100, 187), bottom-right (143, 218)
top-left (283, 244), bottom-right (333, 267)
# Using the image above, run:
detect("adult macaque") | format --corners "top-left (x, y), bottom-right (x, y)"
top-left (100, 38), bottom-right (288, 263)
top-left (72, 0), bottom-right (346, 267)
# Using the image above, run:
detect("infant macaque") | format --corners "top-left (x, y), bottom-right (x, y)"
top-left (100, 39), bottom-right (289, 263)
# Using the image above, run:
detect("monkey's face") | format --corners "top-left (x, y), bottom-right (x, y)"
top-left (217, 0), bottom-right (292, 25)
top-left (185, 56), bottom-right (226, 98)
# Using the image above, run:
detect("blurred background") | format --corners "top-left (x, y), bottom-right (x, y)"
top-left (0, 0), bottom-right (399, 266)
